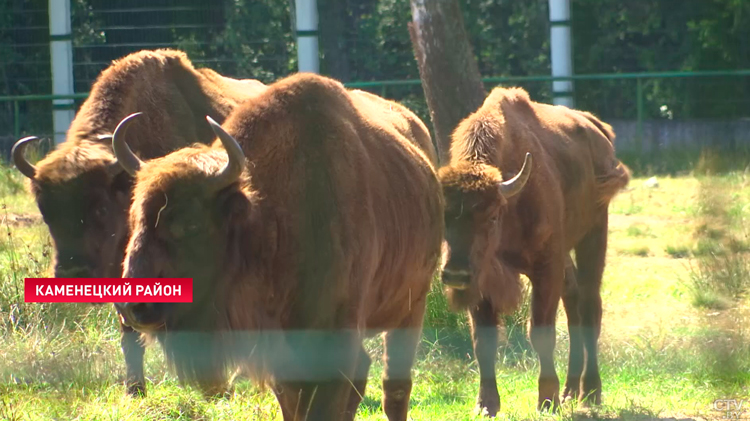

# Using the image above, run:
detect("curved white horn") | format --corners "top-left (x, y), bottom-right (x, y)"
top-left (11, 136), bottom-right (39, 179)
top-left (206, 115), bottom-right (245, 190)
top-left (112, 112), bottom-right (146, 176)
top-left (498, 152), bottom-right (532, 198)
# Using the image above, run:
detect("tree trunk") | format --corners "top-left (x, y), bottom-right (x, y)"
top-left (318, 0), bottom-right (351, 82)
top-left (408, 0), bottom-right (486, 164)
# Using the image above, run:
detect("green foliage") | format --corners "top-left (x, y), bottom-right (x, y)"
top-left (461, 0), bottom-right (552, 102)
top-left (665, 244), bottom-right (691, 258)
top-left (0, 211), bottom-right (55, 334)
top-left (0, 166), bottom-right (23, 198)
top-left (3, 0), bottom-right (750, 139)
top-left (197, 1), bottom-right (295, 83)
top-left (572, 0), bottom-right (750, 120)
top-left (687, 176), bottom-right (750, 309)
top-left (423, 276), bottom-right (468, 331)
top-left (500, 280), bottom-right (533, 363)
top-left (619, 245), bottom-right (650, 257)
top-left (626, 223), bottom-right (654, 238)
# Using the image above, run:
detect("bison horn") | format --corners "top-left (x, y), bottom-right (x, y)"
top-left (12, 136), bottom-right (39, 179)
top-left (112, 112), bottom-right (146, 176)
top-left (498, 152), bottom-right (532, 198)
top-left (206, 115), bottom-right (245, 190)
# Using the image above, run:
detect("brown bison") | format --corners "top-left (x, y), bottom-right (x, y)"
top-left (437, 86), bottom-right (629, 415)
top-left (112, 73), bottom-right (443, 421)
top-left (11, 49), bottom-right (266, 396)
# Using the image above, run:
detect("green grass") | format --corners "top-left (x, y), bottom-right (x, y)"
top-left (2, 164), bottom-right (750, 420)
top-left (618, 245), bottom-right (650, 257)
top-left (684, 174), bottom-right (750, 310)
top-left (665, 245), bottom-right (691, 259)
top-left (625, 224), bottom-right (654, 238)
top-left (618, 145), bottom-right (750, 177)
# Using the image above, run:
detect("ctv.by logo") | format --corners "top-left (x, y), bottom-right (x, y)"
top-left (713, 399), bottom-right (746, 419)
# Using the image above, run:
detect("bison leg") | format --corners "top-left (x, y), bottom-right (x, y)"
top-left (382, 327), bottom-right (421, 421)
top-left (273, 330), bottom-right (360, 421)
top-left (159, 332), bottom-right (233, 399)
top-left (468, 299), bottom-right (500, 417)
top-left (561, 256), bottom-right (584, 402)
top-left (382, 295), bottom-right (427, 421)
top-left (574, 216), bottom-right (608, 406)
top-left (344, 346), bottom-right (372, 418)
top-left (120, 322), bottom-right (146, 396)
top-left (274, 372), bottom-right (357, 420)
top-left (192, 361), bottom-right (232, 399)
top-left (529, 258), bottom-right (564, 412)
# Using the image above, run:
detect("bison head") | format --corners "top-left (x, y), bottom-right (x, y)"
top-left (436, 153), bottom-right (531, 305)
top-left (112, 113), bottom-right (249, 333)
top-left (12, 135), bottom-right (133, 279)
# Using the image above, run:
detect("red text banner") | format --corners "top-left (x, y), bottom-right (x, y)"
top-left (24, 278), bottom-right (193, 303)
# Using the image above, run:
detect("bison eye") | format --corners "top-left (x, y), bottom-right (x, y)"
top-left (169, 223), bottom-right (185, 239)
top-left (95, 206), bottom-right (108, 219)
top-left (169, 222), bottom-right (200, 240)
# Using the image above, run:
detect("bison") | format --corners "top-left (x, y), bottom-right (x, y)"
top-left (437, 86), bottom-right (630, 415)
top-left (11, 49), bottom-right (266, 396)
top-left (111, 73), bottom-right (443, 421)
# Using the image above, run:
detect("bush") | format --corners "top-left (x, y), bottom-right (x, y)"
top-left (687, 176), bottom-right (750, 309)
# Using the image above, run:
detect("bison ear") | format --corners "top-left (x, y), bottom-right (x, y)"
top-left (95, 133), bottom-right (131, 180)
top-left (106, 161), bottom-right (127, 179)
top-left (105, 158), bottom-right (134, 196)
top-left (219, 190), bottom-right (251, 223)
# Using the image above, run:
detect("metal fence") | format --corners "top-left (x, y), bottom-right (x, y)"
top-left (2, 70), bottom-right (749, 154)
top-left (2, 1), bottom-right (750, 160)
top-left (0, 0), bottom-right (294, 149)
top-left (2, 1), bottom-right (242, 94)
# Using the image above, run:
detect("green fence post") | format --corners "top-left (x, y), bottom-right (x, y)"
top-left (13, 100), bottom-right (20, 139)
top-left (636, 77), bottom-right (644, 155)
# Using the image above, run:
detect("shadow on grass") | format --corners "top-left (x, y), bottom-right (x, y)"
top-left (357, 395), bottom-right (382, 414)
top-left (420, 327), bottom-right (473, 360)
top-left (574, 412), bottom-right (698, 421)
top-left (566, 399), bottom-right (703, 421)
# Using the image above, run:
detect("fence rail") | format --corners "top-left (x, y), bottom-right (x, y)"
top-left (2, 69), bottom-right (749, 153)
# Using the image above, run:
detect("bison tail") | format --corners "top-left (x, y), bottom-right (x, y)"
top-left (595, 159), bottom-right (631, 206)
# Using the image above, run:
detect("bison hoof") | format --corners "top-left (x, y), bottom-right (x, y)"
top-left (476, 403), bottom-right (499, 418)
top-left (537, 397), bottom-right (560, 413)
top-left (579, 375), bottom-right (602, 407)
top-left (578, 389), bottom-right (601, 408)
top-left (537, 378), bottom-right (560, 413)
top-left (126, 382), bottom-right (146, 397)
top-left (562, 384), bottom-right (578, 403)
top-left (475, 392), bottom-right (499, 417)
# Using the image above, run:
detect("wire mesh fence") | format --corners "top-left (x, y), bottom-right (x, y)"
top-left (1, 0), bottom-right (749, 164)
top-left (1, 0), bottom-right (296, 150)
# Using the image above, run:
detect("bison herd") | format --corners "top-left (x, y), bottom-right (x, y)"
top-left (11, 49), bottom-right (630, 421)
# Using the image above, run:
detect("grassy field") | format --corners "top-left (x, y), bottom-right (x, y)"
top-left (2, 163), bottom-right (750, 421)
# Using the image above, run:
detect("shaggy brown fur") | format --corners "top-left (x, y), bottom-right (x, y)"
top-left (114, 73), bottom-right (443, 421)
top-left (13, 48), bottom-right (266, 397)
top-left (438, 86), bottom-right (629, 415)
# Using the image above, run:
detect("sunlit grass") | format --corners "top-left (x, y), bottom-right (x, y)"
top-left (2, 167), bottom-right (750, 420)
